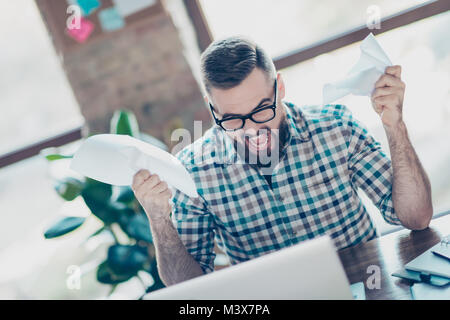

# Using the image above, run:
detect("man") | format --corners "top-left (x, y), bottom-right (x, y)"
top-left (131, 37), bottom-right (433, 286)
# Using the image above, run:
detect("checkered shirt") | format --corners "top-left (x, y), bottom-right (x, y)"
top-left (171, 102), bottom-right (401, 274)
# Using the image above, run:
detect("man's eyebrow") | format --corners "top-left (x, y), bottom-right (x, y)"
top-left (221, 98), bottom-right (272, 118)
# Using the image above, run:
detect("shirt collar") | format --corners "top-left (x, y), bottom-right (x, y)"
top-left (284, 101), bottom-right (311, 143)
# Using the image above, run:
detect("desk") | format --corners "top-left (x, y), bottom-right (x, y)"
top-left (338, 213), bottom-right (450, 300)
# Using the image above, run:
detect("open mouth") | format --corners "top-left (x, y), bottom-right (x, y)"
top-left (245, 130), bottom-right (272, 152)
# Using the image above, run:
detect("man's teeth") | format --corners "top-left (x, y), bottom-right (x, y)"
top-left (249, 134), bottom-right (268, 148)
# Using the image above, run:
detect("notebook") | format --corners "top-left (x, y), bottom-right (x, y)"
top-left (405, 236), bottom-right (450, 279)
top-left (392, 267), bottom-right (450, 286)
top-left (432, 236), bottom-right (450, 261)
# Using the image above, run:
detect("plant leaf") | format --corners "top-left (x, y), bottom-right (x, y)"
top-left (110, 109), bottom-right (140, 137)
top-left (146, 277), bottom-right (165, 293)
top-left (96, 260), bottom-right (135, 285)
top-left (107, 244), bottom-right (149, 275)
top-left (83, 200), bottom-right (119, 225)
top-left (44, 216), bottom-right (86, 239)
top-left (145, 257), bottom-right (165, 292)
top-left (112, 186), bottom-right (135, 204)
top-left (54, 177), bottom-right (84, 201)
top-left (81, 180), bottom-right (115, 224)
top-left (87, 226), bottom-right (106, 239)
top-left (118, 213), bottom-right (153, 243)
top-left (45, 154), bottom-right (73, 161)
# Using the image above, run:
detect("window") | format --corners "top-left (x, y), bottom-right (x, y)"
top-left (199, 0), bottom-right (429, 57)
top-left (0, 0), bottom-right (83, 155)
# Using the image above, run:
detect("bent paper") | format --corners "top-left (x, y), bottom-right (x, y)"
top-left (70, 134), bottom-right (198, 198)
top-left (322, 33), bottom-right (392, 104)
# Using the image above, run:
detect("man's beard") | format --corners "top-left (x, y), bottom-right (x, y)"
top-left (232, 117), bottom-right (290, 171)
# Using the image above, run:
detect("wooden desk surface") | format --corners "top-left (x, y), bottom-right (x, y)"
top-left (338, 213), bottom-right (450, 300)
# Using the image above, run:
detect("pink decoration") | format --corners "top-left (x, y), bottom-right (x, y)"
top-left (66, 17), bottom-right (95, 43)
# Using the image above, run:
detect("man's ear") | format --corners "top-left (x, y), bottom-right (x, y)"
top-left (277, 72), bottom-right (286, 101)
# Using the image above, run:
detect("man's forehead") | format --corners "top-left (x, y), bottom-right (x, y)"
top-left (209, 70), bottom-right (273, 115)
top-left (211, 89), bottom-right (270, 113)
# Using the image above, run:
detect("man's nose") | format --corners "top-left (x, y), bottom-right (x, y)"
top-left (243, 120), bottom-right (264, 135)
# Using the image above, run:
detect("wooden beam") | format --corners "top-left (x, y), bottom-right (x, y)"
top-left (0, 127), bottom-right (82, 168)
top-left (183, 0), bottom-right (214, 51)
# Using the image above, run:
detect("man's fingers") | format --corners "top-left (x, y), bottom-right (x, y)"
top-left (372, 86), bottom-right (403, 99)
top-left (131, 169), bottom-right (151, 191)
top-left (372, 87), bottom-right (393, 99)
top-left (133, 172), bottom-right (160, 196)
top-left (374, 73), bottom-right (404, 89)
top-left (372, 94), bottom-right (400, 108)
top-left (385, 65), bottom-right (401, 78)
top-left (161, 189), bottom-right (173, 199)
top-left (372, 100), bottom-right (384, 115)
top-left (142, 174), bottom-right (161, 190)
top-left (153, 181), bottom-right (169, 194)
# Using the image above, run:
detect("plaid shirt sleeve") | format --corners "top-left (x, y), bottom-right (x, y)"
top-left (340, 105), bottom-right (402, 225)
top-left (170, 188), bottom-right (216, 274)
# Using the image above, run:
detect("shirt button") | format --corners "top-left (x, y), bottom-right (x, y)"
top-left (278, 195), bottom-right (284, 202)
top-left (292, 230), bottom-right (297, 236)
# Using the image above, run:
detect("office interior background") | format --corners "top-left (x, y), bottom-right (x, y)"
top-left (0, 0), bottom-right (449, 299)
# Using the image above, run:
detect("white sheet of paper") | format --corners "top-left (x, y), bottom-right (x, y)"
top-left (70, 134), bottom-right (198, 198)
top-left (322, 33), bottom-right (392, 105)
top-left (112, 0), bottom-right (156, 17)
top-left (411, 282), bottom-right (450, 300)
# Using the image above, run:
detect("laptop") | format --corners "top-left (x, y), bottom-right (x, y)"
top-left (144, 235), bottom-right (353, 300)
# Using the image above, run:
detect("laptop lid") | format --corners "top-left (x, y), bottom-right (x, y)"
top-left (144, 235), bottom-right (353, 300)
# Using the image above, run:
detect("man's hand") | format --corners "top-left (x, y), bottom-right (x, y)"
top-left (131, 169), bottom-right (204, 286)
top-left (371, 65), bottom-right (405, 129)
top-left (131, 169), bottom-right (172, 221)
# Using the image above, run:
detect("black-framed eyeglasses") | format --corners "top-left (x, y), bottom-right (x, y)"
top-left (209, 79), bottom-right (278, 131)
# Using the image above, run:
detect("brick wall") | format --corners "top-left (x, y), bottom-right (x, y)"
top-left (35, 0), bottom-right (210, 148)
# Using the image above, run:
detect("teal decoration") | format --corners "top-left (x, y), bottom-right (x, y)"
top-left (76, 0), bottom-right (101, 16)
top-left (98, 7), bottom-right (125, 32)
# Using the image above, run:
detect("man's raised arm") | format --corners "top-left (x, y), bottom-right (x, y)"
top-left (371, 65), bottom-right (433, 230)
top-left (132, 169), bottom-right (204, 286)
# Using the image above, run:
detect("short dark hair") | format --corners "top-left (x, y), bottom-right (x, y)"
top-left (200, 36), bottom-right (276, 92)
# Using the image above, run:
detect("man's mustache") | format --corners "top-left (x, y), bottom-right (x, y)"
top-left (236, 127), bottom-right (279, 141)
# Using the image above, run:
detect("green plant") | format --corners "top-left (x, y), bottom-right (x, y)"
top-left (43, 109), bottom-right (167, 296)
